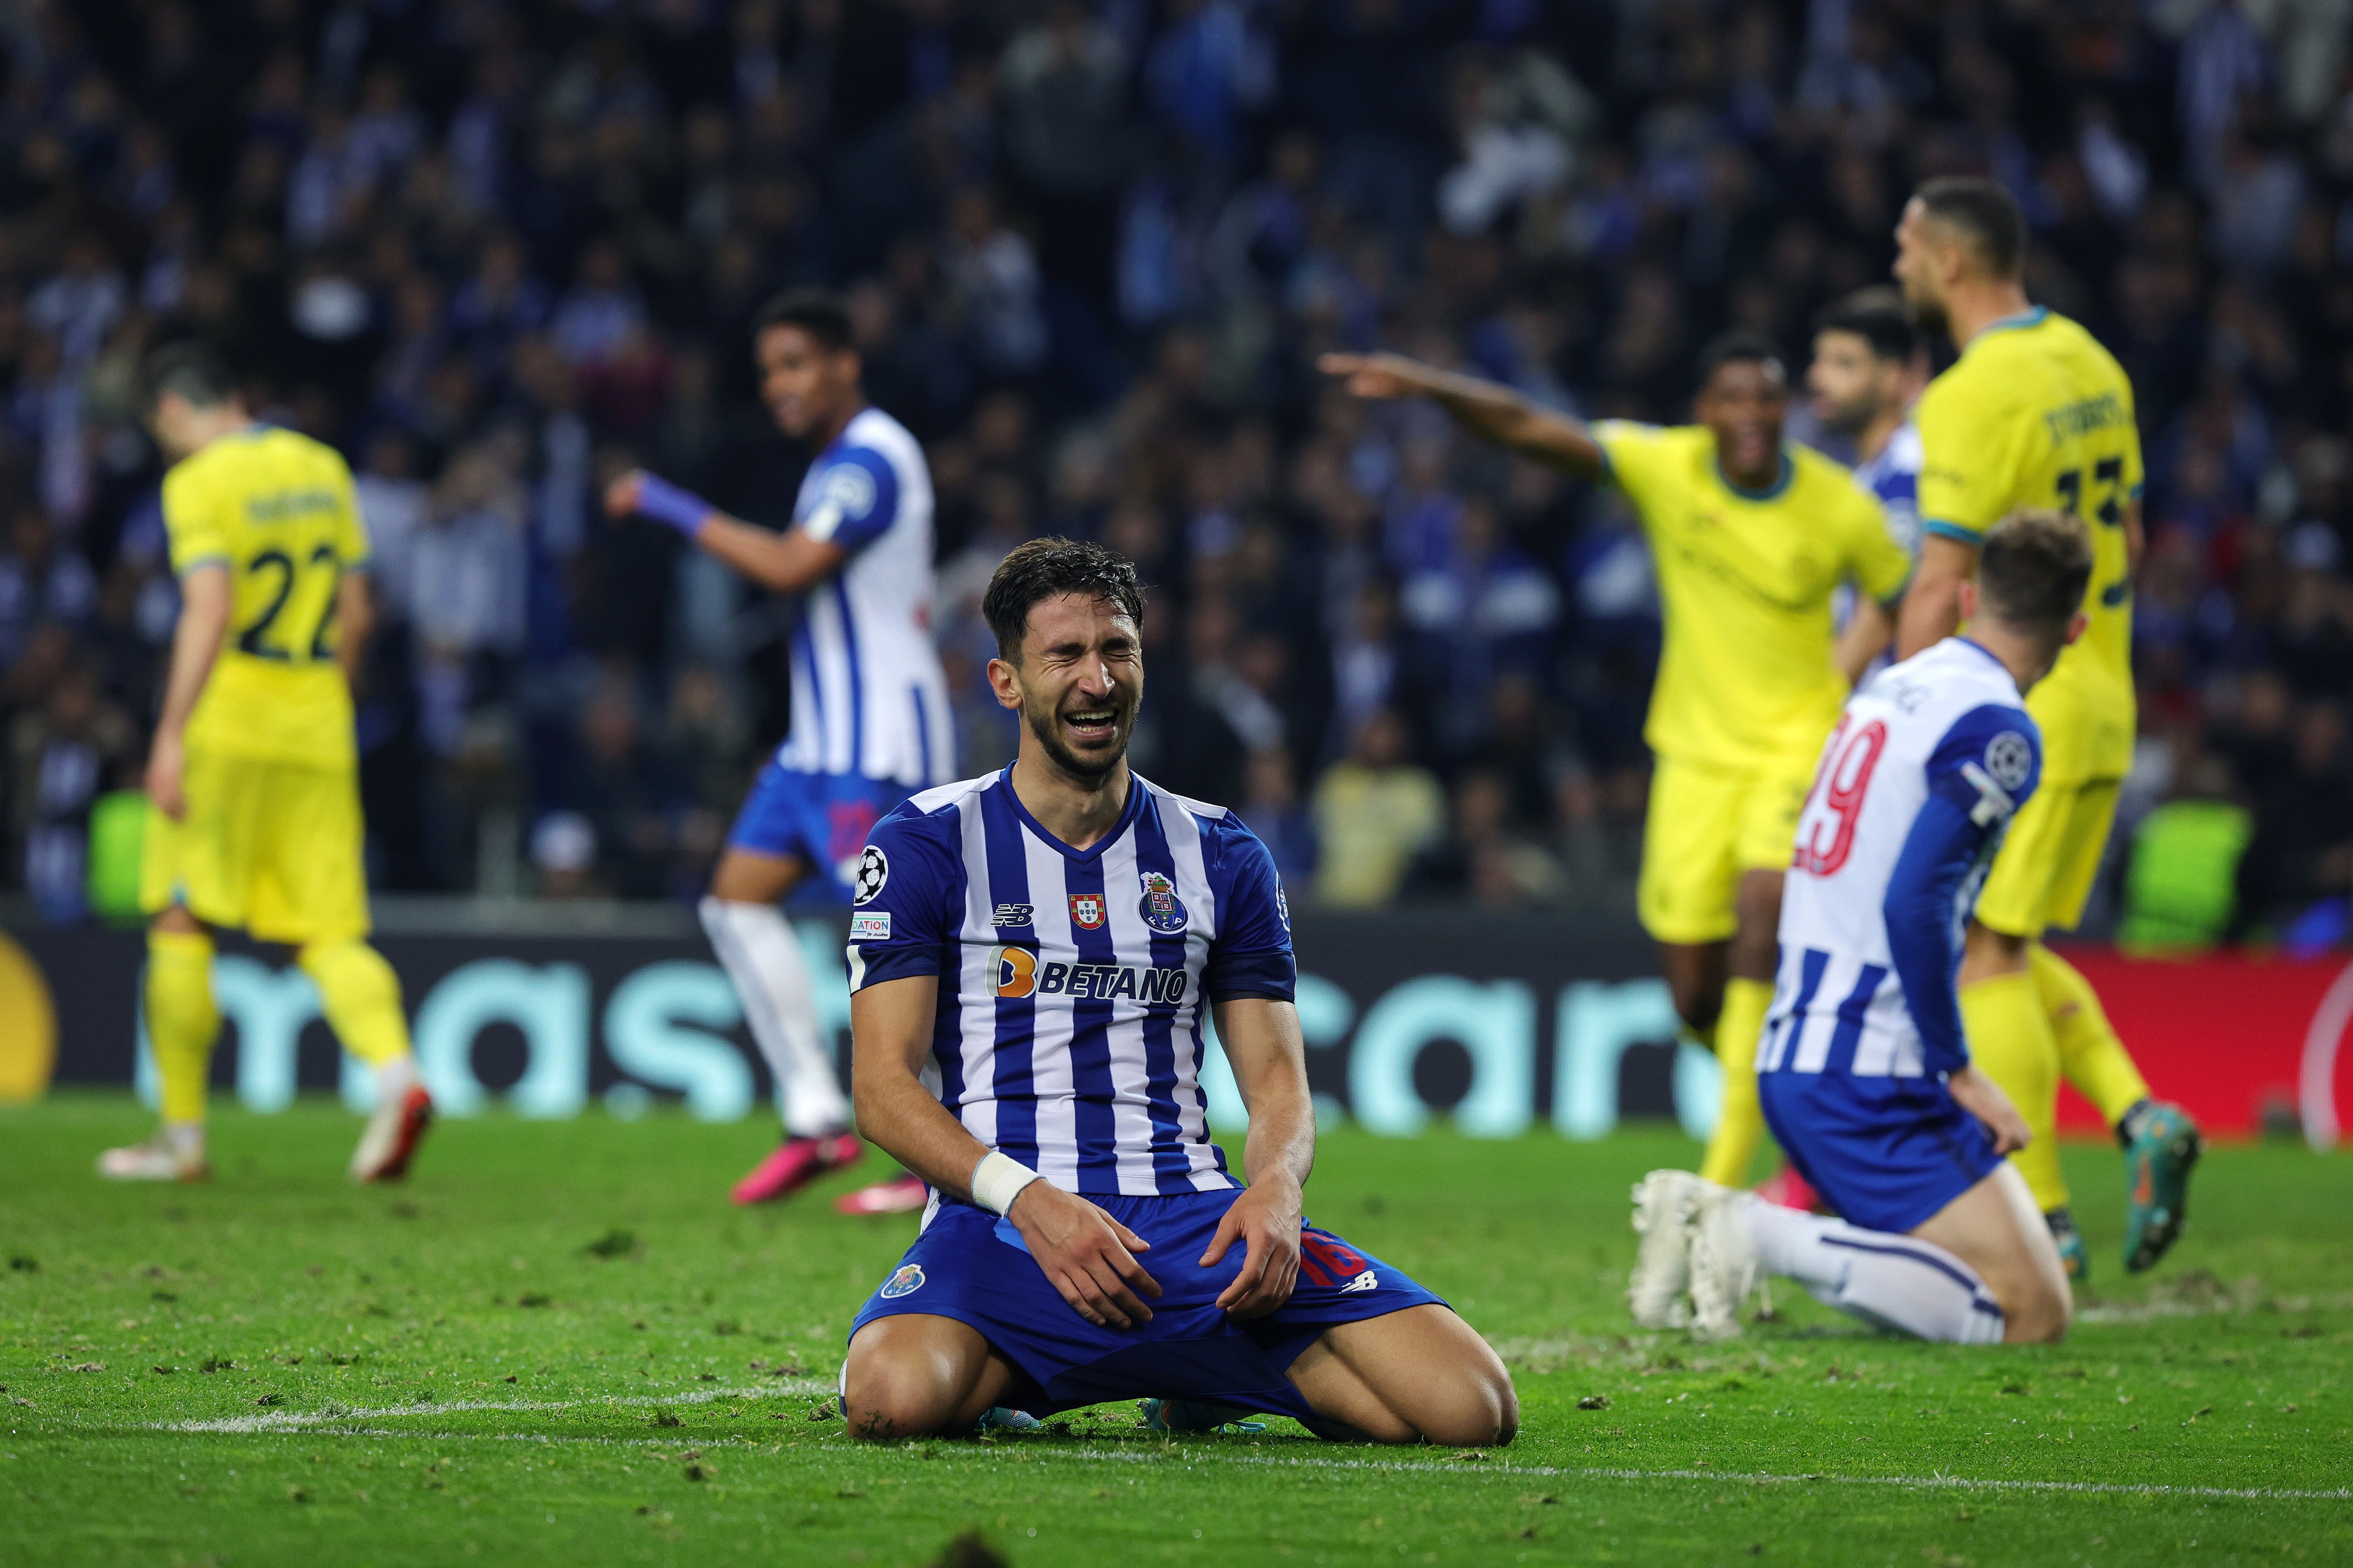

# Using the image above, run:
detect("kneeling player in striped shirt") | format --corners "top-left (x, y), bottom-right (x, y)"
top-left (1631, 510), bottom-right (2091, 1345)
top-left (835, 538), bottom-right (1516, 1443)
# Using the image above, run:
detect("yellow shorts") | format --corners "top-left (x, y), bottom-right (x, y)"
top-left (1973, 775), bottom-right (2121, 938)
top-left (139, 749), bottom-right (371, 943)
top-left (1638, 754), bottom-right (1813, 945)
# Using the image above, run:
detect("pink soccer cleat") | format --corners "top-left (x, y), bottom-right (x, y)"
top-left (731, 1132), bottom-right (862, 1206)
top-left (1754, 1161), bottom-right (1822, 1214)
top-left (834, 1172), bottom-right (929, 1216)
top-left (351, 1085), bottom-right (435, 1184)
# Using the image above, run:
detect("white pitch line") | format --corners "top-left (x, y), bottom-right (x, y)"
top-left (155, 1381), bottom-right (831, 1434)
top-left (1006, 1447), bottom-right (2351, 1503)
top-left (148, 1413), bottom-right (2349, 1503)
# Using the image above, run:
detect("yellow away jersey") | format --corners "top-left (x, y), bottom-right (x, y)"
top-left (161, 425), bottom-right (369, 769)
top-left (1595, 422), bottom-right (1913, 773)
top-left (1915, 308), bottom-right (2141, 782)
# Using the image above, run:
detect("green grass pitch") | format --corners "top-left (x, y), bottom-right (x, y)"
top-left (2, 1095), bottom-right (2348, 1566)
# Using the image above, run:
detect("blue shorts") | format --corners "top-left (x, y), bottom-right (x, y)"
top-left (1759, 1070), bottom-right (2005, 1234)
top-left (727, 763), bottom-right (911, 903)
top-left (849, 1189), bottom-right (1445, 1424)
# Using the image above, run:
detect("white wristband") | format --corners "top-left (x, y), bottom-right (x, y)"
top-left (971, 1150), bottom-right (1043, 1216)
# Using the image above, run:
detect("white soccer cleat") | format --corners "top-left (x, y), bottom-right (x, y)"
top-left (350, 1056), bottom-right (435, 1183)
top-left (1685, 1182), bottom-right (1760, 1342)
top-left (97, 1136), bottom-right (209, 1183)
top-left (1629, 1169), bottom-right (1708, 1329)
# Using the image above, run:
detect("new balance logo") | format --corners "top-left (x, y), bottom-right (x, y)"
top-left (1339, 1270), bottom-right (1380, 1295)
top-left (990, 903), bottom-right (1034, 927)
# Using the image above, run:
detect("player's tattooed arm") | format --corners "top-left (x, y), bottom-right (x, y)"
top-left (146, 564), bottom-right (231, 822)
top-left (1318, 352), bottom-right (1607, 479)
top-left (849, 974), bottom-right (1164, 1329)
top-left (1201, 998), bottom-right (1314, 1319)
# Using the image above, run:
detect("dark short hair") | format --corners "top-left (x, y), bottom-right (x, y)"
top-left (1914, 176), bottom-right (2025, 280)
top-left (1979, 507), bottom-right (2092, 634)
top-left (1814, 286), bottom-right (1915, 363)
top-left (141, 340), bottom-right (236, 412)
top-left (982, 537), bottom-right (1146, 662)
top-left (752, 288), bottom-right (854, 353)
top-left (1695, 329), bottom-right (1786, 391)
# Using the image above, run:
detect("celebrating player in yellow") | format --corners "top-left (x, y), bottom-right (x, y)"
top-left (1891, 177), bottom-right (2201, 1279)
top-left (1324, 336), bottom-right (1911, 1199)
top-left (99, 344), bottom-right (431, 1186)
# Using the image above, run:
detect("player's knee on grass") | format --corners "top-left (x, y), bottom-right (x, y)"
top-left (1297, 1306), bottom-right (1518, 1447)
top-left (840, 1317), bottom-right (1001, 1441)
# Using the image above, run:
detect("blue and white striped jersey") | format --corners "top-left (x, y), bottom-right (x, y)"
top-left (1854, 421), bottom-right (1924, 561)
top-left (846, 769), bottom-right (1296, 1197)
top-left (775, 406), bottom-right (955, 788)
top-left (1760, 638), bottom-right (2042, 1082)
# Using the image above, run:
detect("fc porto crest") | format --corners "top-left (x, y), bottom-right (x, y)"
top-left (1138, 870), bottom-right (1189, 935)
top-left (878, 1263), bottom-right (926, 1300)
top-left (1068, 893), bottom-right (1106, 930)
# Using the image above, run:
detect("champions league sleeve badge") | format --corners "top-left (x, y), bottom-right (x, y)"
top-left (1138, 870), bottom-right (1190, 935)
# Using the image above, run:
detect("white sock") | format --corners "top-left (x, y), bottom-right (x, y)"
top-left (1741, 1196), bottom-right (2005, 1344)
top-left (372, 1052), bottom-right (418, 1107)
top-left (699, 897), bottom-right (849, 1139)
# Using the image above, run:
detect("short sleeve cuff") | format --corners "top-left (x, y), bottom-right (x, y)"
top-left (176, 553), bottom-right (231, 576)
top-left (849, 946), bottom-right (943, 992)
top-left (1204, 949), bottom-right (1297, 1004)
top-left (1922, 519), bottom-right (1985, 546)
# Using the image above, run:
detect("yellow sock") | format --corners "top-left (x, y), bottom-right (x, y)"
top-left (1960, 968), bottom-right (2066, 1210)
top-left (2029, 943), bottom-right (2150, 1127)
top-left (1698, 977), bottom-right (1773, 1186)
top-left (297, 939), bottom-right (412, 1067)
top-left (146, 929), bottom-right (221, 1125)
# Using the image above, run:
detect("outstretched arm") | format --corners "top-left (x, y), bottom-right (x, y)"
top-left (1199, 997), bottom-right (1314, 1319)
top-left (1319, 352), bottom-right (1607, 479)
top-left (849, 974), bottom-right (1165, 1329)
top-left (604, 471), bottom-right (847, 595)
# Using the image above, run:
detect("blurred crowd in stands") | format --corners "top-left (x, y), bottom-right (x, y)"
top-left (3, 0), bottom-right (2352, 949)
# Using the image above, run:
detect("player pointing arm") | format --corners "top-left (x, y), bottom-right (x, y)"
top-left (1325, 339), bottom-right (1912, 1205)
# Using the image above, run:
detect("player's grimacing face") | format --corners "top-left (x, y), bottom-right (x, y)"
top-left (994, 593), bottom-right (1144, 784)
top-left (1807, 331), bottom-right (1885, 435)
top-left (756, 325), bottom-right (859, 439)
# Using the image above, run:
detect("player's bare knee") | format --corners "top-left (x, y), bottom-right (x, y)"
top-left (839, 1360), bottom-right (956, 1441)
top-left (1998, 1277), bottom-right (2070, 1345)
top-left (1409, 1373), bottom-right (1517, 1448)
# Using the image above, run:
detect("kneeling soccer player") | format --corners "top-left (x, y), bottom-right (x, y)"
top-left (1632, 509), bottom-right (2090, 1345)
top-left (836, 538), bottom-right (1517, 1443)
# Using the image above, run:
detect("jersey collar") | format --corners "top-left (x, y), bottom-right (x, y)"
top-left (1973, 306), bottom-right (2049, 343)
top-left (1953, 636), bottom-right (2020, 692)
top-left (997, 764), bottom-right (1146, 863)
top-left (1715, 449), bottom-right (1795, 503)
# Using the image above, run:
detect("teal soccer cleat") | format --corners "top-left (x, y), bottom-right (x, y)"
top-left (2045, 1207), bottom-right (2088, 1287)
top-left (2121, 1102), bottom-right (2204, 1273)
top-left (1137, 1399), bottom-right (1267, 1434)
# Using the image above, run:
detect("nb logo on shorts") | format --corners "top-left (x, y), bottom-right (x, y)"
top-left (1339, 1270), bottom-right (1380, 1295)
top-left (879, 1264), bottom-right (926, 1300)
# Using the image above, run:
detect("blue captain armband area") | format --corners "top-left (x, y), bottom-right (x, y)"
top-left (799, 449), bottom-right (899, 553)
